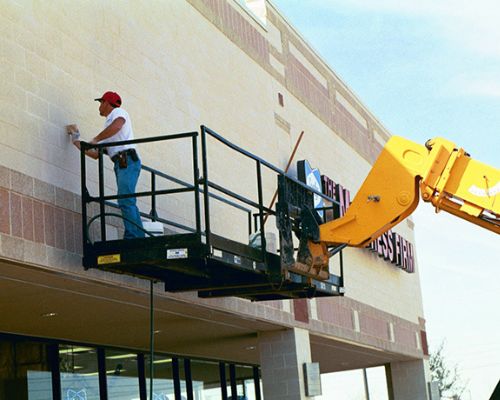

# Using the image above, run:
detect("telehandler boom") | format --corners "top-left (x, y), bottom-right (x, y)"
top-left (297, 136), bottom-right (500, 275)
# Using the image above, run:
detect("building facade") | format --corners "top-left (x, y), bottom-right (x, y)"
top-left (0, 1), bottom-right (431, 399)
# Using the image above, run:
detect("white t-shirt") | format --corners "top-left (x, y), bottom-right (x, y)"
top-left (99, 107), bottom-right (136, 158)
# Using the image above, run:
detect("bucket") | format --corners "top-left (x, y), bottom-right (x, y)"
top-left (249, 231), bottom-right (277, 254)
top-left (142, 221), bottom-right (164, 237)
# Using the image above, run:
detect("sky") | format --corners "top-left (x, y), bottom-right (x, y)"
top-left (271, 1), bottom-right (500, 398)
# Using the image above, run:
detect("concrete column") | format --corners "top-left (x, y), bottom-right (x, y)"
top-left (258, 328), bottom-right (313, 400)
top-left (386, 359), bottom-right (431, 400)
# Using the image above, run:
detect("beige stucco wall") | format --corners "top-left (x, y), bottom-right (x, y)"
top-left (0, 0), bottom-right (425, 346)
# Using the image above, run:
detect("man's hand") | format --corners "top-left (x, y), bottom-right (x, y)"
top-left (67, 124), bottom-right (79, 134)
top-left (66, 124), bottom-right (97, 159)
top-left (66, 124), bottom-right (81, 143)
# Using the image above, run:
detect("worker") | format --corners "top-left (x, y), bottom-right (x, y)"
top-left (67, 91), bottom-right (145, 239)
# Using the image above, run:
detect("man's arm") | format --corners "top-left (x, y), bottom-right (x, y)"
top-left (68, 117), bottom-right (125, 159)
top-left (92, 117), bottom-right (125, 143)
top-left (73, 140), bottom-right (99, 159)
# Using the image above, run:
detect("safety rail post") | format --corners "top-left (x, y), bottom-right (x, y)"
top-left (192, 133), bottom-right (201, 234)
top-left (256, 160), bottom-right (266, 261)
top-left (150, 171), bottom-right (158, 221)
top-left (248, 211), bottom-right (252, 236)
top-left (200, 126), bottom-right (211, 248)
top-left (98, 147), bottom-right (106, 242)
top-left (80, 144), bottom-right (88, 246)
top-left (335, 200), bottom-right (344, 289)
top-left (149, 280), bottom-right (154, 399)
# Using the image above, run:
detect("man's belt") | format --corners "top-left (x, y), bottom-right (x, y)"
top-left (111, 149), bottom-right (138, 163)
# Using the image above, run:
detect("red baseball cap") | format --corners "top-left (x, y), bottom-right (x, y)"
top-left (94, 91), bottom-right (122, 107)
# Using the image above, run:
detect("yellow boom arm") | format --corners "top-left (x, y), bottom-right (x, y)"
top-left (319, 136), bottom-right (500, 248)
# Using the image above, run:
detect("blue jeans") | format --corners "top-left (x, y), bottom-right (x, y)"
top-left (114, 155), bottom-right (145, 239)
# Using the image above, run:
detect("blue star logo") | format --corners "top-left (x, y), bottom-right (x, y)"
top-left (298, 160), bottom-right (324, 219)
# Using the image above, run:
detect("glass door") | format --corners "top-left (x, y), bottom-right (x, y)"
top-left (0, 338), bottom-right (53, 400)
top-left (59, 344), bottom-right (100, 400)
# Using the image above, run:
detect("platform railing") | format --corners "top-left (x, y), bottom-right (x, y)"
top-left (80, 131), bottom-right (254, 246)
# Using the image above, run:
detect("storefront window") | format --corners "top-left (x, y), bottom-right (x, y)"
top-left (1, 334), bottom-right (261, 400)
top-left (59, 344), bottom-right (100, 400)
top-left (230, 364), bottom-right (257, 400)
top-left (144, 354), bottom-right (176, 399)
top-left (105, 350), bottom-right (140, 400)
top-left (222, 363), bottom-right (257, 400)
top-left (190, 359), bottom-right (222, 399)
top-left (0, 338), bottom-right (54, 400)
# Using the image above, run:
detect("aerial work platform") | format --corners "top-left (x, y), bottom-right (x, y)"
top-left (80, 126), bottom-right (345, 301)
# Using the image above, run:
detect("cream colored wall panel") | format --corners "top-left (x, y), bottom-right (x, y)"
top-left (14, 68), bottom-right (37, 96)
top-left (266, 20), bottom-right (283, 53)
top-left (0, 36), bottom-right (26, 69)
top-left (343, 249), bottom-right (424, 322)
top-left (27, 93), bottom-right (48, 120)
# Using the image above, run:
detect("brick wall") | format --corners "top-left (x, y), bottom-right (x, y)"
top-left (0, 0), bottom-right (425, 358)
top-left (0, 166), bottom-right (82, 259)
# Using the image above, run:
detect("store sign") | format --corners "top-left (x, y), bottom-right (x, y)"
top-left (298, 161), bottom-right (415, 273)
top-left (368, 228), bottom-right (415, 272)
top-left (321, 175), bottom-right (351, 217)
top-left (297, 160), bottom-right (324, 219)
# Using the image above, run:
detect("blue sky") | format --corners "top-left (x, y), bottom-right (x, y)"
top-left (273, 0), bottom-right (500, 166)
top-left (272, 1), bottom-right (500, 398)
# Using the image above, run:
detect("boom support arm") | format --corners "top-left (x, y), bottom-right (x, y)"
top-left (319, 136), bottom-right (499, 248)
top-left (297, 136), bottom-right (499, 276)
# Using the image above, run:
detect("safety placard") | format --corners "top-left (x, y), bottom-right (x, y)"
top-left (166, 248), bottom-right (188, 259)
top-left (97, 254), bottom-right (121, 265)
top-left (213, 249), bottom-right (223, 258)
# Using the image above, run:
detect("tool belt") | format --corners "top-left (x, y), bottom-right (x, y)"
top-left (111, 149), bottom-right (139, 169)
